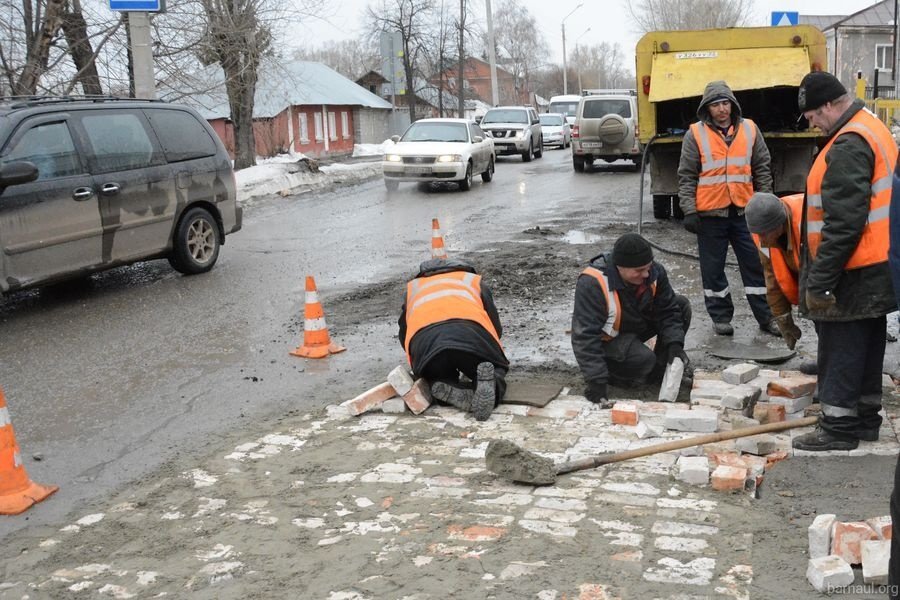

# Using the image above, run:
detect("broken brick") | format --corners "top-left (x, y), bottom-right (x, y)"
top-left (612, 402), bottom-right (639, 426)
top-left (866, 516), bottom-right (892, 540)
top-left (403, 378), bottom-right (432, 415)
top-left (710, 465), bottom-right (747, 491)
top-left (342, 382), bottom-right (398, 416)
top-left (831, 521), bottom-right (878, 565)
top-left (753, 403), bottom-right (786, 424)
top-left (765, 450), bottom-right (789, 470)
top-left (767, 376), bottom-right (817, 399)
top-left (387, 365), bottom-right (415, 396)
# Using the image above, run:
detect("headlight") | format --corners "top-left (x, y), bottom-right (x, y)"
top-left (385, 154), bottom-right (402, 162)
top-left (436, 154), bottom-right (462, 163)
top-left (514, 130), bottom-right (525, 139)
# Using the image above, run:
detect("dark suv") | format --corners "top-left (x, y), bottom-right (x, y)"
top-left (0, 96), bottom-right (241, 295)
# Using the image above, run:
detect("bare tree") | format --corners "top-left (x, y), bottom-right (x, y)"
top-left (493, 0), bottom-right (546, 104)
top-left (627, 0), bottom-right (755, 32)
top-left (577, 42), bottom-right (631, 90)
top-left (367, 0), bottom-right (435, 122)
top-left (420, 0), bottom-right (454, 116)
top-left (293, 39), bottom-right (379, 81)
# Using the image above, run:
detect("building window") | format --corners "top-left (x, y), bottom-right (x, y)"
top-left (369, 84), bottom-right (376, 93)
top-left (328, 111), bottom-right (337, 141)
top-left (877, 43), bottom-right (894, 71)
top-left (314, 112), bottom-right (323, 141)
top-left (298, 112), bottom-right (309, 143)
top-left (341, 112), bottom-right (350, 139)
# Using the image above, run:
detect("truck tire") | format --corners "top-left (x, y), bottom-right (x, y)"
top-left (573, 155), bottom-right (585, 172)
top-left (653, 194), bottom-right (672, 219)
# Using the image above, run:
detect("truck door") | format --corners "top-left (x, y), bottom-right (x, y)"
top-left (0, 117), bottom-right (101, 290)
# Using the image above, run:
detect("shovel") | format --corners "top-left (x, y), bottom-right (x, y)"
top-left (485, 415), bottom-right (817, 485)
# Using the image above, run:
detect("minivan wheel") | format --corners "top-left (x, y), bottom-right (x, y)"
top-left (169, 206), bottom-right (220, 274)
top-left (522, 142), bottom-right (533, 162)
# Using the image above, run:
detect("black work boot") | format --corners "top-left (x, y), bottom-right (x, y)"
top-left (472, 362), bottom-right (496, 422)
top-left (798, 361), bottom-right (818, 375)
top-left (857, 428), bottom-right (880, 442)
top-left (430, 381), bottom-right (473, 412)
top-left (759, 319), bottom-right (782, 337)
top-left (713, 322), bottom-right (734, 336)
top-left (792, 426), bottom-right (859, 451)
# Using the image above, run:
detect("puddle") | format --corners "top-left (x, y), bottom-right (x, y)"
top-left (561, 230), bottom-right (602, 245)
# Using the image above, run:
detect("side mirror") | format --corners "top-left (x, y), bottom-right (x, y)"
top-left (390, 135), bottom-right (400, 143)
top-left (473, 136), bottom-right (483, 143)
top-left (0, 161), bottom-right (38, 189)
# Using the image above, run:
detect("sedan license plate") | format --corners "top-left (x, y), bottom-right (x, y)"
top-left (582, 142), bottom-right (603, 148)
top-left (407, 166), bottom-right (431, 174)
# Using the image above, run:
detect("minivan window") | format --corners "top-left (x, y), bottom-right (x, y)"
top-left (548, 102), bottom-right (579, 118)
top-left (145, 109), bottom-right (217, 163)
top-left (5, 121), bottom-right (82, 181)
top-left (81, 112), bottom-right (157, 173)
top-left (482, 109), bottom-right (528, 124)
top-left (583, 99), bottom-right (632, 119)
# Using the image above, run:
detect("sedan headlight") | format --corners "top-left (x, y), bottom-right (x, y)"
top-left (385, 154), bottom-right (402, 162)
top-left (436, 154), bottom-right (462, 163)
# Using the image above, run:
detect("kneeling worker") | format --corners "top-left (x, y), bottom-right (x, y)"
top-left (572, 233), bottom-right (691, 407)
top-left (744, 192), bottom-right (805, 353)
top-left (398, 258), bottom-right (509, 421)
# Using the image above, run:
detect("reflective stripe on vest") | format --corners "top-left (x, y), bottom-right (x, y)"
top-left (805, 109), bottom-right (898, 269)
top-left (403, 271), bottom-right (502, 361)
top-left (690, 119), bottom-right (757, 210)
top-left (750, 194), bottom-right (803, 305)
top-left (581, 266), bottom-right (657, 340)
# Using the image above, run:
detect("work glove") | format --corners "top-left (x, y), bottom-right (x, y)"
top-left (805, 290), bottom-right (836, 312)
top-left (585, 382), bottom-right (612, 408)
top-left (683, 213), bottom-right (701, 234)
top-left (667, 344), bottom-right (689, 368)
top-left (774, 313), bottom-right (802, 350)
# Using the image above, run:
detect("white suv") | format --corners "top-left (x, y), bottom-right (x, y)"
top-left (479, 106), bottom-right (543, 162)
top-left (571, 90), bottom-right (641, 172)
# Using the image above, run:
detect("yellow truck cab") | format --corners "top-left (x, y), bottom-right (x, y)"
top-left (635, 25), bottom-right (827, 219)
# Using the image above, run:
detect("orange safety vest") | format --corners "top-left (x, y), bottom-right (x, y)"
top-left (403, 271), bottom-right (502, 362)
top-left (806, 108), bottom-right (897, 269)
top-left (581, 266), bottom-right (657, 340)
top-left (751, 193), bottom-right (803, 305)
top-left (690, 118), bottom-right (758, 210)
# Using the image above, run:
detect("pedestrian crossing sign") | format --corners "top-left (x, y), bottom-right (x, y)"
top-left (771, 11), bottom-right (799, 26)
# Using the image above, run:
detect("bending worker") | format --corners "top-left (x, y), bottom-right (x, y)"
top-left (744, 192), bottom-right (805, 351)
top-left (572, 233), bottom-right (691, 407)
top-left (398, 257), bottom-right (509, 422)
top-left (792, 72), bottom-right (897, 452)
top-left (678, 80), bottom-right (779, 337)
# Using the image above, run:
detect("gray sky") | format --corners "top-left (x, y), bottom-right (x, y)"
top-left (307, 0), bottom-right (881, 68)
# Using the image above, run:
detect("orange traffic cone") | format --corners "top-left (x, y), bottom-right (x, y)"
top-left (290, 276), bottom-right (346, 359)
top-left (431, 218), bottom-right (448, 259)
top-left (0, 388), bottom-right (58, 515)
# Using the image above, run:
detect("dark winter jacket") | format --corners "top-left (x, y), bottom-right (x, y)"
top-left (398, 258), bottom-right (508, 377)
top-left (889, 149), bottom-right (900, 308)
top-left (799, 99), bottom-right (896, 321)
top-left (571, 253), bottom-right (686, 387)
top-left (678, 80), bottom-right (773, 217)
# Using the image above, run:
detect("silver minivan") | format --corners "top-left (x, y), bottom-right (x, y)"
top-left (571, 90), bottom-right (641, 172)
top-left (0, 97), bottom-right (241, 295)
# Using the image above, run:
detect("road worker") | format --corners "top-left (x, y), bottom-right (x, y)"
top-left (398, 257), bottom-right (508, 421)
top-left (571, 233), bottom-right (691, 406)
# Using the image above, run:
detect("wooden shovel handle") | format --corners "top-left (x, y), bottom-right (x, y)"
top-left (555, 415), bottom-right (818, 475)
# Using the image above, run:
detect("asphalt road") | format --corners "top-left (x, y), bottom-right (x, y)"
top-left (0, 148), bottom-right (644, 537)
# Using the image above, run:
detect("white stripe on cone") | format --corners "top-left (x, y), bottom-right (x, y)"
top-left (0, 407), bottom-right (9, 428)
top-left (306, 291), bottom-right (319, 303)
top-left (305, 317), bottom-right (328, 331)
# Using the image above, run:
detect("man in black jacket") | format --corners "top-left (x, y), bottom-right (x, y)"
top-left (571, 234), bottom-right (691, 406)
top-left (398, 258), bottom-right (509, 421)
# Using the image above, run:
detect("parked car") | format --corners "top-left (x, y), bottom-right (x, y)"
top-left (0, 96), bottom-right (241, 296)
top-left (479, 106), bottom-right (543, 162)
top-left (571, 89), bottom-right (641, 172)
top-left (382, 118), bottom-right (495, 191)
top-left (539, 113), bottom-right (571, 149)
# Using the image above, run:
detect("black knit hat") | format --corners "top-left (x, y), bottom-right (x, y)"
top-left (798, 72), bottom-right (847, 112)
top-left (612, 233), bottom-right (653, 268)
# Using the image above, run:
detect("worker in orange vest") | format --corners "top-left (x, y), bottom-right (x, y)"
top-left (678, 80), bottom-right (779, 338)
top-left (398, 258), bottom-right (509, 422)
top-left (791, 72), bottom-right (898, 452)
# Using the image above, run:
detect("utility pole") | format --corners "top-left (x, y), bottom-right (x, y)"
top-left (894, 0), bottom-right (899, 99)
top-left (457, 0), bottom-right (466, 116)
top-left (485, 0), bottom-right (499, 106)
top-left (128, 12), bottom-right (155, 98)
top-left (561, 3), bottom-right (582, 95)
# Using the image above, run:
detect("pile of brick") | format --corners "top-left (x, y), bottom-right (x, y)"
top-left (340, 366), bottom-right (432, 416)
top-left (806, 514), bottom-right (892, 591)
top-left (609, 362), bottom-right (815, 497)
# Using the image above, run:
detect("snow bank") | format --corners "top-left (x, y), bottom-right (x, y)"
top-left (352, 139), bottom-right (396, 157)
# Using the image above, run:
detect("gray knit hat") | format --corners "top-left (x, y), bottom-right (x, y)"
top-left (745, 193), bottom-right (787, 234)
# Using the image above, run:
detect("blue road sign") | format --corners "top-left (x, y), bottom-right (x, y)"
top-left (110, 0), bottom-right (164, 11)
top-left (771, 11), bottom-right (799, 26)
